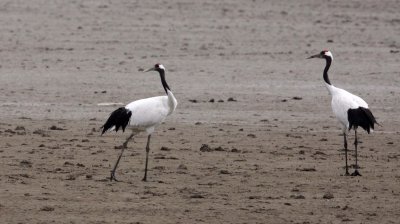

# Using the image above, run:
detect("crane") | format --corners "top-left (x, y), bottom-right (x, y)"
top-left (101, 64), bottom-right (178, 181)
top-left (308, 50), bottom-right (378, 176)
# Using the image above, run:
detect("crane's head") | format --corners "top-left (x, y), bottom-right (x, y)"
top-left (307, 50), bottom-right (333, 60)
top-left (144, 63), bottom-right (165, 73)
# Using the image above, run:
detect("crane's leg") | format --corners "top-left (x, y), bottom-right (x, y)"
top-left (343, 133), bottom-right (350, 176)
top-left (142, 134), bottom-right (151, 182)
top-left (351, 129), bottom-right (361, 176)
top-left (110, 133), bottom-right (134, 181)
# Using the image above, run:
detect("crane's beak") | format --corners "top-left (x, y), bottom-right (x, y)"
top-left (307, 53), bottom-right (322, 59)
top-left (144, 67), bottom-right (155, 72)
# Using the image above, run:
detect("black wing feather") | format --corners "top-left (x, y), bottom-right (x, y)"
top-left (101, 107), bottom-right (132, 135)
top-left (347, 107), bottom-right (377, 134)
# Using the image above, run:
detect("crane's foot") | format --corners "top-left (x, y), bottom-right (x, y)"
top-left (142, 176), bottom-right (147, 182)
top-left (110, 171), bottom-right (119, 182)
top-left (351, 170), bottom-right (362, 176)
top-left (344, 171), bottom-right (350, 176)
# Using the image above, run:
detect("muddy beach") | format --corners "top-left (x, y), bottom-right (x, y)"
top-left (1, 1), bottom-right (399, 223)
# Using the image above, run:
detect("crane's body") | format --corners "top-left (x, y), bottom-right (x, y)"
top-left (308, 50), bottom-right (377, 176)
top-left (326, 84), bottom-right (369, 131)
top-left (101, 64), bottom-right (177, 181)
top-left (124, 91), bottom-right (177, 134)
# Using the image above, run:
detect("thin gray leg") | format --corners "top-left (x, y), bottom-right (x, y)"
top-left (351, 129), bottom-right (361, 176)
top-left (142, 134), bottom-right (151, 182)
top-left (344, 133), bottom-right (350, 176)
top-left (110, 133), bottom-right (134, 181)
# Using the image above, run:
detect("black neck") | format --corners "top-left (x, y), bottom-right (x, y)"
top-left (323, 57), bottom-right (332, 85)
top-left (158, 69), bottom-right (170, 94)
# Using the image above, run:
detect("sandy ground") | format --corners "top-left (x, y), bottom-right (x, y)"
top-left (1, 0), bottom-right (400, 223)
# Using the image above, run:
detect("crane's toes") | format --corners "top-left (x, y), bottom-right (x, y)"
top-left (141, 177), bottom-right (147, 182)
top-left (110, 172), bottom-right (119, 182)
top-left (351, 170), bottom-right (362, 176)
top-left (344, 171), bottom-right (350, 176)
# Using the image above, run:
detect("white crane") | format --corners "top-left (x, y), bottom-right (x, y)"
top-left (101, 64), bottom-right (178, 181)
top-left (308, 50), bottom-right (378, 176)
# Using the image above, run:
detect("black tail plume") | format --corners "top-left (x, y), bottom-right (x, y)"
top-left (101, 107), bottom-right (132, 135)
top-left (347, 107), bottom-right (377, 134)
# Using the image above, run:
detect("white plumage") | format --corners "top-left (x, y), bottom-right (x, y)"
top-left (125, 90), bottom-right (177, 134)
top-left (309, 50), bottom-right (378, 176)
top-left (101, 64), bottom-right (177, 181)
top-left (328, 85), bottom-right (368, 131)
